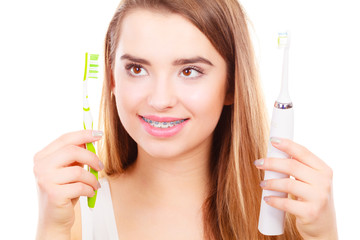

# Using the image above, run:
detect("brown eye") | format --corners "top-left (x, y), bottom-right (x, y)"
top-left (180, 67), bottom-right (203, 78)
top-left (133, 66), bottom-right (142, 74)
top-left (182, 69), bottom-right (192, 76)
top-left (126, 64), bottom-right (147, 77)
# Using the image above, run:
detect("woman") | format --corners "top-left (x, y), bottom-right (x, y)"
top-left (34, 0), bottom-right (337, 239)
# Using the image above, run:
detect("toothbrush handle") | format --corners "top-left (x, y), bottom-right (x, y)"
top-left (83, 110), bottom-right (98, 208)
top-left (258, 105), bottom-right (294, 235)
top-left (85, 142), bottom-right (98, 208)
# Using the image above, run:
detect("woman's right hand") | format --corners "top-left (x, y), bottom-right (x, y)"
top-left (33, 130), bottom-right (104, 238)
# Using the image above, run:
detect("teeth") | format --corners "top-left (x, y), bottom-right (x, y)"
top-left (142, 117), bottom-right (185, 128)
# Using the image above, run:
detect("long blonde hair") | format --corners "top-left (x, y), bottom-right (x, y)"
top-left (98, 0), bottom-right (302, 239)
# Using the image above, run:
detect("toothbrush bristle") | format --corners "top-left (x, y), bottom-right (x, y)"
top-left (88, 53), bottom-right (99, 79)
top-left (278, 32), bottom-right (289, 48)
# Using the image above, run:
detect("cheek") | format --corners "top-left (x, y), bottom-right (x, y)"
top-left (114, 78), bottom-right (145, 122)
top-left (183, 80), bottom-right (227, 119)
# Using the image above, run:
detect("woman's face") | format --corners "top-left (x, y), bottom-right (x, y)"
top-left (113, 9), bottom-right (228, 159)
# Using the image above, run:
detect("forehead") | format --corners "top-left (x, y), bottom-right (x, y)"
top-left (116, 8), bottom-right (222, 63)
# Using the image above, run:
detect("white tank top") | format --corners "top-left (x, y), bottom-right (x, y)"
top-left (80, 178), bottom-right (119, 240)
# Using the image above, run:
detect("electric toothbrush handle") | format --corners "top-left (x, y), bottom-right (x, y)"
top-left (258, 106), bottom-right (294, 236)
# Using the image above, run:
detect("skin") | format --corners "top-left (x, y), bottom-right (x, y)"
top-left (33, 130), bottom-right (103, 239)
top-left (33, 9), bottom-right (337, 240)
top-left (109, 9), bottom-right (228, 239)
top-left (112, 9), bottom-right (229, 160)
top-left (255, 138), bottom-right (338, 239)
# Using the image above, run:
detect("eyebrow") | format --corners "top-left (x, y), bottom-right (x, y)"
top-left (120, 54), bottom-right (214, 66)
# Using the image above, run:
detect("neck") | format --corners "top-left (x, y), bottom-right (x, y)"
top-left (125, 143), bottom-right (211, 208)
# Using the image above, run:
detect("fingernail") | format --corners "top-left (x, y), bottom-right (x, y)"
top-left (99, 160), bottom-right (104, 170)
top-left (97, 181), bottom-right (101, 189)
top-left (92, 130), bottom-right (104, 137)
top-left (260, 181), bottom-right (266, 188)
top-left (270, 137), bottom-right (281, 144)
top-left (254, 159), bottom-right (264, 166)
top-left (264, 196), bottom-right (270, 202)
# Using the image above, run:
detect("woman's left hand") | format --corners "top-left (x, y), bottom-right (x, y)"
top-left (254, 137), bottom-right (338, 240)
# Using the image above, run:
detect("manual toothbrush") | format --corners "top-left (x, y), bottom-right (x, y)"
top-left (83, 52), bottom-right (100, 208)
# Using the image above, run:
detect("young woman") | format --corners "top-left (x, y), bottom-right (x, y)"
top-left (34, 0), bottom-right (337, 239)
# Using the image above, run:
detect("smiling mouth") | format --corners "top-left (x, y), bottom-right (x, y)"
top-left (140, 116), bottom-right (188, 129)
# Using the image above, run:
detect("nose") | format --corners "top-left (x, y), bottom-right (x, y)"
top-left (147, 77), bottom-right (177, 111)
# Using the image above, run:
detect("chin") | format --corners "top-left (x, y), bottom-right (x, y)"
top-left (139, 143), bottom-right (187, 160)
top-left (137, 134), bottom-right (212, 162)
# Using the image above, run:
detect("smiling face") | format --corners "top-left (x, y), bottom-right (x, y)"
top-left (112, 9), bottom-right (228, 160)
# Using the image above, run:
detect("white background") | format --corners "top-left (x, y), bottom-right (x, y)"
top-left (1, 0), bottom-right (359, 239)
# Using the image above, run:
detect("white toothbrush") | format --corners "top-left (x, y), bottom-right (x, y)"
top-left (258, 31), bottom-right (294, 235)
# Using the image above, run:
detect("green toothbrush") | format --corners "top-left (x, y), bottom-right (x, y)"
top-left (83, 52), bottom-right (99, 208)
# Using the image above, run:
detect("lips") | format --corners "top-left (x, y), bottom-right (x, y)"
top-left (139, 115), bottom-right (189, 137)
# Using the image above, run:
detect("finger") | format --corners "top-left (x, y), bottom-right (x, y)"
top-left (261, 178), bottom-right (315, 201)
top-left (61, 182), bottom-right (96, 200)
top-left (54, 166), bottom-right (100, 191)
top-left (44, 183), bottom-right (95, 206)
top-left (35, 130), bottom-right (103, 160)
top-left (263, 195), bottom-right (308, 219)
top-left (255, 157), bottom-right (318, 184)
top-left (270, 137), bottom-right (327, 170)
top-left (47, 145), bottom-right (104, 171)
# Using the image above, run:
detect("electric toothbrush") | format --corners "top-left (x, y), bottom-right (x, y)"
top-left (258, 31), bottom-right (294, 235)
